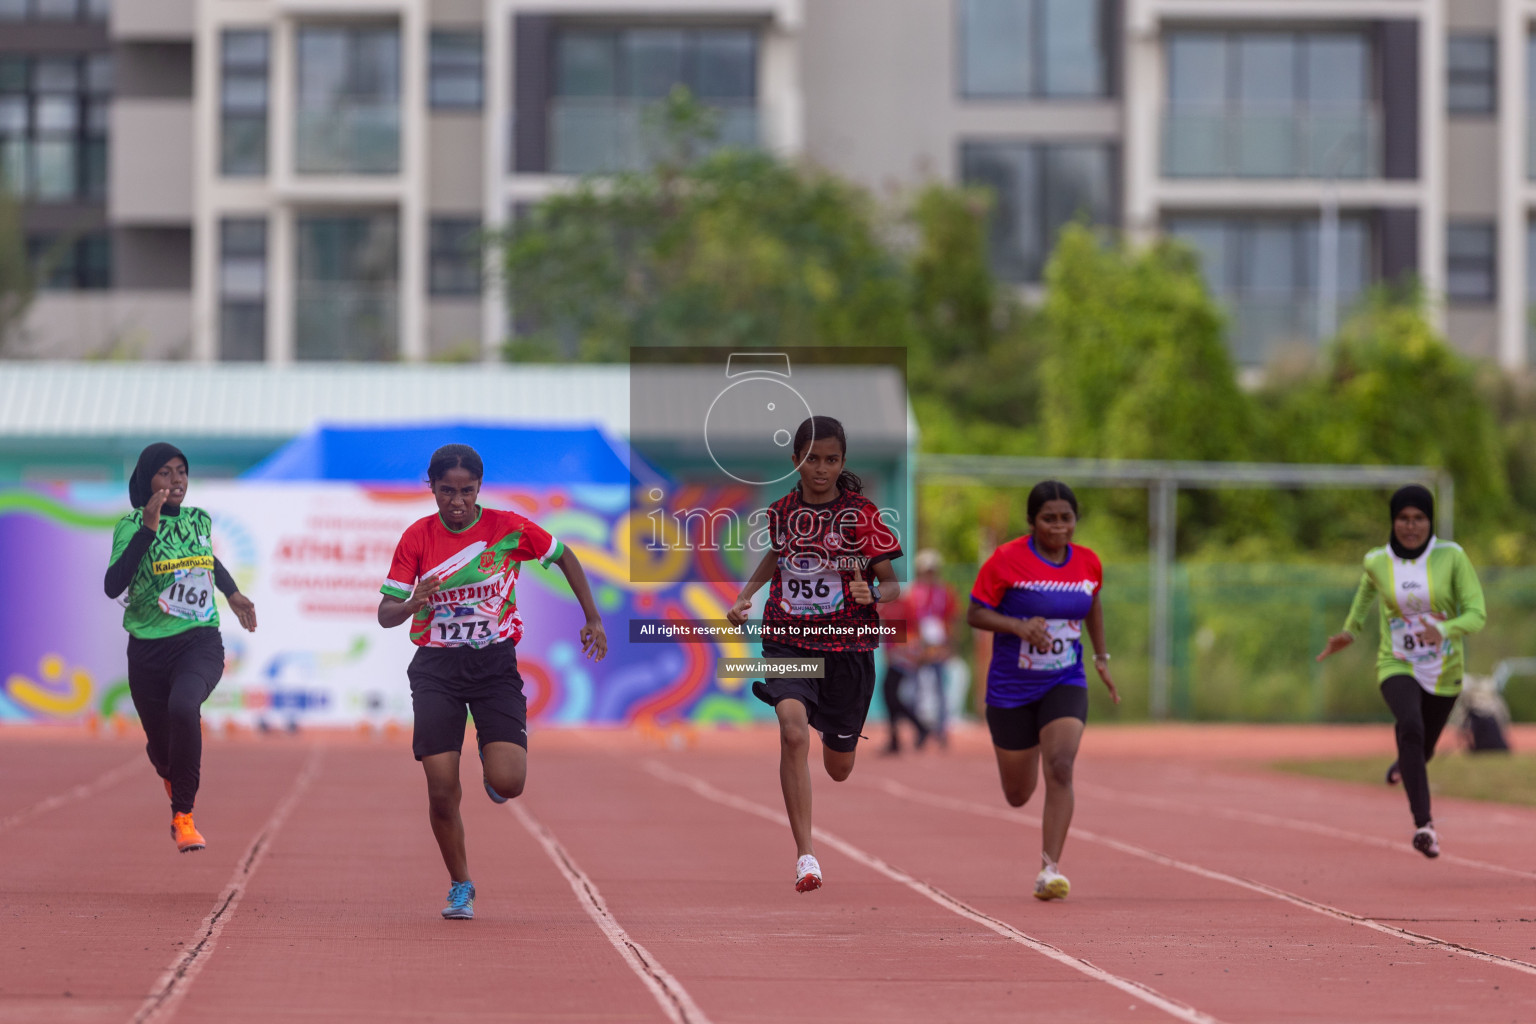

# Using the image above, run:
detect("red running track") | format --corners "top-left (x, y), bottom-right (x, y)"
top-left (2, 724), bottom-right (1534, 1023)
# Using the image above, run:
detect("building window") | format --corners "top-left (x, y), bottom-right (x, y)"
top-left (960, 141), bottom-right (1115, 283)
top-left (221, 31), bottom-right (269, 177)
top-left (295, 213), bottom-right (399, 360)
top-left (1166, 216), bottom-right (1371, 364)
top-left (1447, 35), bottom-right (1496, 115)
top-left (1447, 222), bottom-right (1496, 303)
top-left (550, 26), bottom-right (758, 174)
top-left (0, 53), bottom-right (110, 201)
top-left (28, 232), bottom-right (111, 289)
top-left (959, 0), bottom-right (1107, 99)
top-left (429, 218), bottom-right (482, 296)
top-left (0, 0), bottom-right (107, 20)
top-left (220, 219), bottom-right (267, 361)
top-left (296, 25), bottom-right (401, 175)
top-left (1164, 31), bottom-right (1375, 178)
top-left (430, 31), bottom-right (482, 110)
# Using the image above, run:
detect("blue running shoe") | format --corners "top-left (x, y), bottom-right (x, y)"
top-left (479, 749), bottom-right (509, 804)
top-left (442, 880), bottom-right (475, 920)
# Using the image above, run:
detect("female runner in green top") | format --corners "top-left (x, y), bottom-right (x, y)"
top-left (104, 443), bottom-right (257, 852)
top-left (1317, 485), bottom-right (1486, 858)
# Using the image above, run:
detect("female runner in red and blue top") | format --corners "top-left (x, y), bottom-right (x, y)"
top-left (378, 445), bottom-right (607, 920)
top-left (967, 481), bottom-right (1118, 901)
top-left (728, 416), bottom-right (902, 893)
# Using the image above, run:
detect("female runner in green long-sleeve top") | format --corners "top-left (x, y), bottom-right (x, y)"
top-left (1317, 485), bottom-right (1486, 859)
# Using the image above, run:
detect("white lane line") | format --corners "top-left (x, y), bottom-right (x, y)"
top-left (0, 755), bottom-right (142, 835)
top-left (875, 778), bottom-right (1536, 980)
top-left (1074, 782), bottom-right (1536, 883)
top-left (129, 747), bottom-right (324, 1024)
top-left (510, 802), bottom-right (713, 1024)
top-left (643, 760), bottom-right (1225, 1024)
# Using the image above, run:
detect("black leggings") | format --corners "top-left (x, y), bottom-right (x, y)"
top-left (1380, 674), bottom-right (1458, 829)
top-left (882, 665), bottom-right (926, 749)
top-left (127, 627), bottom-right (225, 815)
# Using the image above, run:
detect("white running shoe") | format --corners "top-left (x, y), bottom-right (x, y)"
top-left (1412, 823), bottom-right (1440, 859)
top-left (1034, 864), bottom-right (1071, 901)
top-left (795, 854), bottom-right (823, 893)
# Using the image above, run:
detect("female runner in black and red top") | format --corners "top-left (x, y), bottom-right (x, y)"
top-left (728, 416), bottom-right (902, 893)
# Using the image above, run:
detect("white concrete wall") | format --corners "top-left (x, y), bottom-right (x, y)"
top-left (14, 293), bottom-right (194, 360)
top-left (110, 101), bottom-right (195, 224)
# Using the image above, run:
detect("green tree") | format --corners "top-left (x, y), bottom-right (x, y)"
top-left (0, 183), bottom-right (38, 355)
top-left (499, 88), bottom-right (915, 360)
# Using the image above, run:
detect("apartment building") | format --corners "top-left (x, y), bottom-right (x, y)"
top-left (2, 0), bottom-right (1530, 369)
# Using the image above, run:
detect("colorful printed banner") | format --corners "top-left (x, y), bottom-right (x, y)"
top-left (0, 483), bottom-right (768, 729)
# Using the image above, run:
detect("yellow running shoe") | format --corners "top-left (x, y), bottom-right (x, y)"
top-left (171, 812), bottom-right (205, 853)
top-left (1034, 864), bottom-right (1070, 900)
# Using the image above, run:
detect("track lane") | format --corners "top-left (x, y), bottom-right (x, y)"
top-left (168, 745), bottom-right (676, 1024)
top-left (520, 747), bottom-right (1224, 1024)
top-left (0, 742), bottom-right (315, 1024)
top-left (658, 747), bottom-right (1536, 1024)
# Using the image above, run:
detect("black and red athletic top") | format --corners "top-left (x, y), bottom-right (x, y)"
top-left (761, 486), bottom-right (902, 652)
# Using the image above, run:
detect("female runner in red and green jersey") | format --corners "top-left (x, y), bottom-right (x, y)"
top-left (378, 444), bottom-right (606, 920)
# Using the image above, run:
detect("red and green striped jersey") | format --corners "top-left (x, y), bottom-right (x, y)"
top-left (380, 506), bottom-right (563, 648)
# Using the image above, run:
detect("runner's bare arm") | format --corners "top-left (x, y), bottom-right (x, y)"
top-left (727, 549), bottom-right (778, 625)
top-left (1086, 590), bottom-right (1118, 704)
top-left (553, 546), bottom-right (607, 661)
top-left (377, 576), bottom-right (440, 628)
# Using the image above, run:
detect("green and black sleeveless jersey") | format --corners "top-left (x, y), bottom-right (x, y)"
top-left (110, 507), bottom-right (221, 640)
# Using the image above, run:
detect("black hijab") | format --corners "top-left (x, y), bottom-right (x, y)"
top-left (129, 442), bottom-right (188, 510)
top-left (1388, 484), bottom-right (1434, 560)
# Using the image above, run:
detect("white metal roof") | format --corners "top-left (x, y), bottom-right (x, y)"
top-left (0, 363), bottom-right (631, 437)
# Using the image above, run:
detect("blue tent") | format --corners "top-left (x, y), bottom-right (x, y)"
top-left (244, 423), bottom-right (651, 487)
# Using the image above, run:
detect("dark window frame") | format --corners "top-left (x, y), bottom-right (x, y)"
top-left (1446, 220), bottom-right (1496, 303)
top-left (430, 30), bottom-right (484, 110)
top-left (219, 217), bottom-right (268, 361)
top-left (1165, 29), bottom-right (1377, 114)
top-left (429, 217), bottom-right (483, 297)
top-left (959, 138), bottom-right (1119, 283)
top-left (549, 25), bottom-right (759, 102)
top-left (27, 231), bottom-right (111, 290)
top-left (0, 0), bottom-right (108, 22)
top-left (1446, 34), bottom-right (1496, 116)
top-left (957, 0), bottom-right (1111, 101)
top-left (220, 29), bottom-right (270, 177)
top-left (0, 52), bottom-right (111, 202)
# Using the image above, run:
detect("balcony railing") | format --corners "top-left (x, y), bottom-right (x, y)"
top-left (549, 98), bottom-right (758, 176)
top-left (295, 284), bottom-right (398, 361)
top-left (295, 104), bottom-right (399, 175)
top-left (1162, 109), bottom-right (1380, 179)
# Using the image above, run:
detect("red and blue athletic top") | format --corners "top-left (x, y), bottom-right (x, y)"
top-left (971, 536), bottom-right (1102, 707)
top-left (762, 486), bottom-right (903, 653)
top-left (381, 507), bottom-right (563, 648)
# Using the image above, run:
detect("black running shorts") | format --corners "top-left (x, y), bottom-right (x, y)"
top-left (752, 640), bottom-right (877, 753)
top-left (985, 684), bottom-right (1089, 751)
top-left (407, 640), bottom-right (528, 760)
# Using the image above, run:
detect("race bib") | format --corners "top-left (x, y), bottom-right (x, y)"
top-left (779, 557), bottom-right (845, 617)
top-left (429, 605), bottom-right (499, 646)
top-left (1389, 614), bottom-right (1444, 667)
top-left (157, 568), bottom-right (216, 622)
top-left (1018, 619), bottom-right (1082, 673)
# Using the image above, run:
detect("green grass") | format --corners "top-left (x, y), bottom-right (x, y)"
top-left (1273, 753), bottom-right (1536, 808)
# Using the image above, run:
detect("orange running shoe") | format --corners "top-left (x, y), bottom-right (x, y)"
top-left (171, 812), bottom-right (205, 853)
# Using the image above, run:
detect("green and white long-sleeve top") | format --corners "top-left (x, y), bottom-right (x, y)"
top-left (1341, 537), bottom-right (1487, 695)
